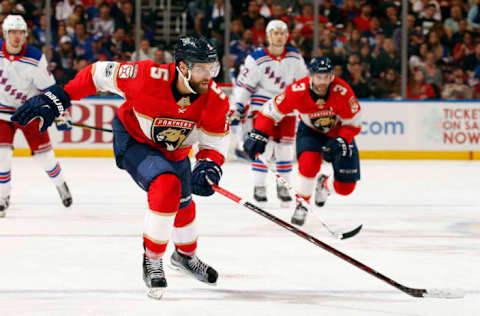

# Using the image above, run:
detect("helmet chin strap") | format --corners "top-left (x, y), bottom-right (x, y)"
top-left (176, 66), bottom-right (197, 94)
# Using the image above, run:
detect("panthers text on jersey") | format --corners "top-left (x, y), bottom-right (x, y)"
top-left (64, 61), bottom-right (230, 164)
top-left (229, 46), bottom-right (308, 113)
top-left (0, 40), bottom-right (55, 118)
top-left (254, 76), bottom-right (362, 143)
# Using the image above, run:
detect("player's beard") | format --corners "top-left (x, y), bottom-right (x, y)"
top-left (189, 78), bottom-right (210, 94)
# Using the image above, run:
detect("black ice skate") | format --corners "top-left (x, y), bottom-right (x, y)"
top-left (314, 174), bottom-right (330, 207)
top-left (276, 184), bottom-right (292, 202)
top-left (291, 203), bottom-right (308, 226)
top-left (56, 182), bottom-right (72, 207)
top-left (170, 250), bottom-right (218, 285)
top-left (0, 195), bottom-right (9, 218)
top-left (143, 254), bottom-right (167, 299)
top-left (254, 185), bottom-right (267, 202)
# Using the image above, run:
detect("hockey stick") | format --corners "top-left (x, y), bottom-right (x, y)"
top-left (0, 109), bottom-right (113, 133)
top-left (257, 155), bottom-right (362, 240)
top-left (207, 178), bottom-right (464, 299)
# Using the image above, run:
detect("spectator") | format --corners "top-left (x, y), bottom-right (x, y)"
top-left (56, 0), bottom-right (82, 22)
top-left (230, 18), bottom-right (244, 41)
top-left (358, 44), bottom-right (372, 78)
top-left (90, 34), bottom-right (111, 62)
top-left (319, 0), bottom-right (342, 26)
top-left (269, 4), bottom-right (290, 26)
top-left (86, 0), bottom-right (103, 20)
top-left (72, 23), bottom-right (93, 61)
top-left (427, 30), bottom-right (450, 63)
top-left (106, 27), bottom-right (132, 60)
top-left (453, 31), bottom-right (474, 65)
top-left (442, 69), bottom-right (472, 99)
top-left (229, 28), bottom-right (256, 69)
top-left (295, 3), bottom-right (332, 38)
top-left (251, 16), bottom-right (266, 46)
top-left (258, 0), bottom-right (275, 18)
top-left (417, 3), bottom-right (439, 36)
top-left (130, 38), bottom-right (157, 61)
top-left (241, 1), bottom-right (260, 30)
top-left (115, 1), bottom-right (134, 33)
top-left (444, 5), bottom-right (463, 36)
top-left (422, 51), bottom-right (443, 96)
top-left (32, 14), bottom-right (54, 47)
top-left (463, 42), bottom-right (480, 76)
top-left (409, 42), bottom-right (429, 72)
top-left (353, 4), bottom-right (371, 32)
top-left (341, 0), bottom-right (359, 22)
top-left (371, 38), bottom-right (400, 78)
top-left (407, 69), bottom-right (436, 100)
top-left (91, 2), bottom-right (114, 37)
top-left (205, 0), bottom-right (225, 31)
top-left (58, 35), bottom-right (75, 70)
top-left (375, 67), bottom-right (401, 99)
top-left (288, 27), bottom-right (304, 49)
top-left (188, 0), bottom-right (210, 34)
top-left (467, 3), bottom-right (480, 29)
top-left (347, 60), bottom-right (372, 98)
top-left (383, 5), bottom-right (401, 37)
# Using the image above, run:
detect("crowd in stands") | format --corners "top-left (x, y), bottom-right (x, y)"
top-left (1, 0), bottom-right (480, 100)
top-left (190, 0), bottom-right (480, 100)
top-left (0, 0), bottom-right (173, 86)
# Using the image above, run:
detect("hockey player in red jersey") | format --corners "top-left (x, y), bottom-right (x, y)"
top-left (244, 56), bottom-right (361, 226)
top-left (12, 34), bottom-right (229, 299)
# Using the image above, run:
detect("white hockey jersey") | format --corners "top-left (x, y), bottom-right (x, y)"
top-left (0, 40), bottom-right (55, 118)
top-left (230, 46), bottom-right (308, 115)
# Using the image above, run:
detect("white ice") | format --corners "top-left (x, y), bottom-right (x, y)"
top-left (0, 158), bottom-right (479, 316)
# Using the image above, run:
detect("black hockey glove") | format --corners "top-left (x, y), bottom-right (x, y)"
top-left (192, 160), bottom-right (223, 196)
top-left (243, 129), bottom-right (268, 161)
top-left (11, 85), bottom-right (71, 133)
top-left (321, 137), bottom-right (352, 162)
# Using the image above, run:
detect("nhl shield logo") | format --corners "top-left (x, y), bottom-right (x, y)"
top-left (151, 118), bottom-right (195, 151)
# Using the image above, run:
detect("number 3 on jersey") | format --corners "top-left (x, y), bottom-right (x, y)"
top-left (291, 82), bottom-right (306, 92)
top-left (333, 84), bottom-right (347, 95)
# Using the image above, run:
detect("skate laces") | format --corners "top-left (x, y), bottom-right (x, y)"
top-left (145, 257), bottom-right (165, 279)
top-left (188, 256), bottom-right (209, 276)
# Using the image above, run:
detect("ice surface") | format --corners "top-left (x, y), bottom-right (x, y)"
top-left (0, 158), bottom-right (479, 315)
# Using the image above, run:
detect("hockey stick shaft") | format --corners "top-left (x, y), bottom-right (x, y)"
top-left (0, 109), bottom-right (113, 133)
top-left (257, 155), bottom-right (361, 239)
top-left (209, 180), bottom-right (430, 298)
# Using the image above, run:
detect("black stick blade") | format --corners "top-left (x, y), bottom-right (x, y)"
top-left (340, 224), bottom-right (363, 240)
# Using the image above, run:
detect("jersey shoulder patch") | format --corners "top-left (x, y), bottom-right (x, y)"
top-left (24, 45), bottom-right (42, 61)
top-left (250, 48), bottom-right (268, 61)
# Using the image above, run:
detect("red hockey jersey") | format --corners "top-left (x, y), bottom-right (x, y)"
top-left (254, 76), bottom-right (361, 143)
top-left (64, 61), bottom-right (230, 164)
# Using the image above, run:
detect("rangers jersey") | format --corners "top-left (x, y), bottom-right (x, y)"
top-left (255, 76), bottom-right (362, 143)
top-left (64, 61), bottom-right (230, 164)
top-left (0, 40), bottom-right (55, 116)
top-left (229, 46), bottom-right (308, 113)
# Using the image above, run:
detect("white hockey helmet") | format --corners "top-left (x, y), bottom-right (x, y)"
top-left (266, 20), bottom-right (288, 35)
top-left (2, 15), bottom-right (28, 34)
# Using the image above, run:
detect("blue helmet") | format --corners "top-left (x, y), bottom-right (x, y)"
top-left (307, 56), bottom-right (333, 74)
top-left (174, 34), bottom-right (218, 65)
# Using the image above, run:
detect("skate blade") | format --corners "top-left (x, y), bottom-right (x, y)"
top-left (169, 263), bottom-right (217, 287)
top-left (146, 287), bottom-right (165, 300)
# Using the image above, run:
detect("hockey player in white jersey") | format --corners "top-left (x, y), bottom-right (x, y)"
top-left (229, 20), bottom-right (308, 203)
top-left (0, 15), bottom-right (72, 217)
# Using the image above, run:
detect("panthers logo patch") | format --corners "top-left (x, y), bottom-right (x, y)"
top-left (309, 110), bottom-right (337, 133)
top-left (151, 118), bottom-right (195, 151)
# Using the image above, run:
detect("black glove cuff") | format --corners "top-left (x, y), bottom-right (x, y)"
top-left (43, 85), bottom-right (72, 116)
top-left (249, 129), bottom-right (268, 142)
